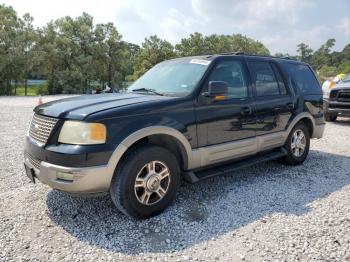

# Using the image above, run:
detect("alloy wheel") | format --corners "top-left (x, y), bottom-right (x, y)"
top-left (291, 129), bottom-right (306, 157)
top-left (134, 160), bottom-right (171, 206)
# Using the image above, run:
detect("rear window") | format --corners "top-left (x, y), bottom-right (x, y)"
top-left (281, 63), bottom-right (321, 95)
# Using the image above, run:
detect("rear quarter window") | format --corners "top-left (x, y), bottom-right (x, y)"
top-left (281, 63), bottom-right (321, 95)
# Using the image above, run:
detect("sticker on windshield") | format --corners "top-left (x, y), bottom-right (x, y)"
top-left (189, 59), bottom-right (211, 66)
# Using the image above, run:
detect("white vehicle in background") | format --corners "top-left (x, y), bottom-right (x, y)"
top-left (323, 73), bottom-right (350, 121)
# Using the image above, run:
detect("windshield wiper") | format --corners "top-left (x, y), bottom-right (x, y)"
top-left (131, 88), bottom-right (164, 96)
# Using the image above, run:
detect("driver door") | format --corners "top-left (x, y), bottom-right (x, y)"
top-left (195, 57), bottom-right (256, 148)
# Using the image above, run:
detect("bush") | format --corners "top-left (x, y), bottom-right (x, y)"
top-left (36, 84), bottom-right (48, 95)
top-left (318, 65), bottom-right (338, 78)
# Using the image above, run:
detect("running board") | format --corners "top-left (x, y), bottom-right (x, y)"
top-left (183, 148), bottom-right (287, 183)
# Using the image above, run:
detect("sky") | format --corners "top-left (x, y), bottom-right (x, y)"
top-left (3, 0), bottom-right (350, 55)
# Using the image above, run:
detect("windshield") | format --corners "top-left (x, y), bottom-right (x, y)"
top-left (128, 59), bottom-right (210, 96)
top-left (343, 74), bottom-right (350, 82)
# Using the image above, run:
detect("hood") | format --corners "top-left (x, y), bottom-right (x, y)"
top-left (333, 81), bottom-right (350, 90)
top-left (35, 93), bottom-right (171, 120)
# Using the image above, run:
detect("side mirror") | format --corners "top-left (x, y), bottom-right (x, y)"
top-left (203, 81), bottom-right (228, 99)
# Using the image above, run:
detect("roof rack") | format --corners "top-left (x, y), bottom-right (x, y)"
top-left (217, 52), bottom-right (295, 61)
top-left (219, 52), bottom-right (245, 55)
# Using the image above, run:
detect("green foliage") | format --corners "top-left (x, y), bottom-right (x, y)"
top-left (0, 5), bottom-right (23, 95)
top-left (0, 5), bottom-right (136, 95)
top-left (175, 33), bottom-right (270, 57)
top-left (129, 35), bottom-right (175, 80)
top-left (318, 65), bottom-right (338, 78)
top-left (0, 3), bottom-right (349, 96)
top-left (297, 43), bottom-right (313, 63)
top-left (38, 15), bottom-right (131, 94)
top-left (15, 85), bottom-right (45, 96)
top-left (128, 33), bottom-right (270, 80)
top-left (303, 39), bottom-right (350, 79)
top-left (338, 60), bottom-right (350, 74)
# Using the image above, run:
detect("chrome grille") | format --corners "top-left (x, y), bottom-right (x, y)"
top-left (337, 91), bottom-right (350, 102)
top-left (29, 114), bottom-right (58, 145)
top-left (26, 153), bottom-right (41, 170)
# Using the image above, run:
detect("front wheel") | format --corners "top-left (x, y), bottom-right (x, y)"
top-left (282, 122), bottom-right (310, 165)
top-left (110, 145), bottom-right (181, 219)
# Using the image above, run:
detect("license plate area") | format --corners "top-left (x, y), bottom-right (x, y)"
top-left (24, 164), bottom-right (36, 183)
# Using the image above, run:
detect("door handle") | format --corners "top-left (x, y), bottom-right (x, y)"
top-left (240, 106), bottom-right (252, 115)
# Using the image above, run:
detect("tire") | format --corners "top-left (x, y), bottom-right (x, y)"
top-left (282, 122), bottom-right (310, 165)
top-left (325, 113), bottom-right (337, 122)
top-left (110, 144), bottom-right (181, 219)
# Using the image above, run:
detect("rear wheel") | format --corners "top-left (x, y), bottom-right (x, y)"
top-left (325, 113), bottom-right (337, 122)
top-left (110, 145), bottom-right (181, 218)
top-left (282, 122), bottom-right (310, 165)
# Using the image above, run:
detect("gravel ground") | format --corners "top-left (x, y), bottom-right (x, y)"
top-left (0, 96), bottom-right (349, 261)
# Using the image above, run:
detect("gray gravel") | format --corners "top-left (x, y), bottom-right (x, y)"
top-left (1, 96), bottom-right (350, 261)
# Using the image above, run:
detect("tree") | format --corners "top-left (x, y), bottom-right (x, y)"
top-left (37, 22), bottom-right (61, 94)
top-left (1, 4), bottom-right (349, 96)
top-left (129, 35), bottom-right (175, 80)
top-left (52, 13), bottom-right (96, 93)
top-left (37, 15), bottom-right (131, 94)
top-left (318, 65), bottom-right (338, 77)
top-left (175, 32), bottom-right (208, 56)
top-left (19, 13), bottom-right (38, 95)
top-left (0, 5), bottom-right (22, 95)
top-left (310, 38), bottom-right (336, 70)
top-left (93, 23), bottom-right (131, 90)
top-left (337, 44), bottom-right (350, 74)
top-left (226, 34), bottom-right (269, 55)
top-left (297, 43), bottom-right (313, 63)
top-left (175, 33), bottom-right (270, 57)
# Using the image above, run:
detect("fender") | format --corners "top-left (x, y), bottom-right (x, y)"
top-left (103, 126), bottom-right (199, 186)
top-left (285, 112), bottom-right (319, 138)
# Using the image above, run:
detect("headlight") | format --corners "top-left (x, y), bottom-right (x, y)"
top-left (58, 121), bottom-right (106, 145)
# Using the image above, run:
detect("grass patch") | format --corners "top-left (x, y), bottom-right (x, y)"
top-left (15, 85), bottom-right (46, 96)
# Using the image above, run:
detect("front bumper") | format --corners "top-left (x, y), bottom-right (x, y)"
top-left (23, 135), bottom-right (124, 194)
top-left (324, 99), bottom-right (350, 116)
top-left (24, 156), bottom-right (111, 194)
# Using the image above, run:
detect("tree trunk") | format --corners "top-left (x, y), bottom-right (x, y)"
top-left (5, 80), bottom-right (11, 96)
top-left (108, 60), bottom-right (112, 88)
top-left (24, 79), bottom-right (28, 96)
top-left (49, 67), bottom-right (55, 95)
top-left (84, 79), bottom-right (88, 94)
top-left (14, 80), bottom-right (17, 95)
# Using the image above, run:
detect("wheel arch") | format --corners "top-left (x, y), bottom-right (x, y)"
top-left (299, 117), bottom-right (314, 137)
top-left (105, 126), bottom-right (196, 186)
top-left (286, 112), bottom-right (316, 138)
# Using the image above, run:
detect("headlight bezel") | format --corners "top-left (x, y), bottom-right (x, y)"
top-left (58, 120), bottom-right (107, 145)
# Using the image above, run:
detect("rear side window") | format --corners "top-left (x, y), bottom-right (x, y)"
top-left (249, 61), bottom-right (281, 97)
top-left (281, 63), bottom-right (321, 95)
top-left (271, 63), bottom-right (287, 95)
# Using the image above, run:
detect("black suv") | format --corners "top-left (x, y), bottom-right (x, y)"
top-left (324, 73), bottom-right (350, 121)
top-left (24, 54), bottom-right (325, 218)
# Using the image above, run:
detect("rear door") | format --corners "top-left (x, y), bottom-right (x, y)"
top-left (247, 59), bottom-right (295, 136)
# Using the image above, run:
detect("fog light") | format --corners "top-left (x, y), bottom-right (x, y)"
top-left (56, 171), bottom-right (74, 181)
